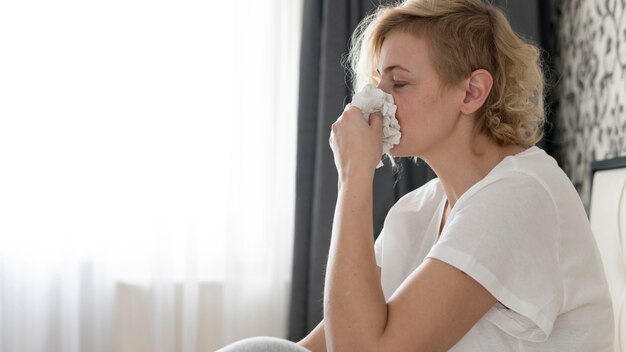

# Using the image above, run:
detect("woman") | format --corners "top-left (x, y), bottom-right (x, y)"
top-left (220, 0), bottom-right (614, 350)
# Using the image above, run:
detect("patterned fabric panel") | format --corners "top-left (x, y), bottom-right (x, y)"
top-left (554, 0), bottom-right (626, 208)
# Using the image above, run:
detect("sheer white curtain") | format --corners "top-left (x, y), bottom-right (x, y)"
top-left (0, 0), bottom-right (302, 351)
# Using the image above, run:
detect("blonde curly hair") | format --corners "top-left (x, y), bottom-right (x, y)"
top-left (347, 0), bottom-right (545, 147)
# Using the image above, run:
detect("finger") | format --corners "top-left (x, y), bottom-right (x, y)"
top-left (369, 112), bottom-right (384, 129)
top-left (343, 104), bottom-right (364, 118)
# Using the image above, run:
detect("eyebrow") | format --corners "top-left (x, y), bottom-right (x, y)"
top-left (376, 65), bottom-right (411, 75)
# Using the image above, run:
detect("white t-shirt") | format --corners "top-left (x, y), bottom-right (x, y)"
top-left (374, 146), bottom-right (614, 351)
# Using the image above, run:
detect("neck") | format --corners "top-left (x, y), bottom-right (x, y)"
top-left (420, 134), bottom-right (525, 209)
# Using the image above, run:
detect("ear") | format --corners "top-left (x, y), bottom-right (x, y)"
top-left (460, 69), bottom-right (493, 115)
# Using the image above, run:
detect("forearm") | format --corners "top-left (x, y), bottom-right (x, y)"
top-left (323, 175), bottom-right (387, 351)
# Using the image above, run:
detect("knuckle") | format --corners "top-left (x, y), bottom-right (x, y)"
top-left (346, 108), bottom-right (361, 118)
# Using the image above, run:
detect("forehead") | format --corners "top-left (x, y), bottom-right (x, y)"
top-left (377, 31), bottom-right (432, 73)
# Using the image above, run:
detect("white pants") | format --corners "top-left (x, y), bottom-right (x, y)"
top-left (217, 336), bottom-right (311, 352)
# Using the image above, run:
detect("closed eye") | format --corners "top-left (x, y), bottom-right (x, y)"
top-left (393, 83), bottom-right (407, 89)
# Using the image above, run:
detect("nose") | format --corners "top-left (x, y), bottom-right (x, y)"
top-left (376, 81), bottom-right (390, 94)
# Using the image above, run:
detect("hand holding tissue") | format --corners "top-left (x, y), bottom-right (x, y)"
top-left (349, 84), bottom-right (402, 168)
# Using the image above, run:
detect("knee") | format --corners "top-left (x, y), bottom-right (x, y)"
top-left (217, 336), bottom-right (311, 352)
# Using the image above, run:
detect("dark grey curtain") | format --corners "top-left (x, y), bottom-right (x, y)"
top-left (288, 0), bottom-right (556, 342)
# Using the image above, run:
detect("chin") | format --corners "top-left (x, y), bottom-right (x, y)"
top-left (388, 144), bottom-right (412, 158)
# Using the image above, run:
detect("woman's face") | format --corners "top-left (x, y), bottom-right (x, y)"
top-left (376, 31), bottom-right (466, 157)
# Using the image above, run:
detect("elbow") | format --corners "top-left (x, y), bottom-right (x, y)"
top-left (327, 343), bottom-right (378, 352)
top-left (326, 336), bottom-right (382, 352)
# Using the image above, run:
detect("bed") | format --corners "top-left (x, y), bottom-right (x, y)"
top-left (589, 155), bottom-right (626, 352)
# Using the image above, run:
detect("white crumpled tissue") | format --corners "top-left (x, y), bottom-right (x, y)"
top-left (350, 84), bottom-right (401, 168)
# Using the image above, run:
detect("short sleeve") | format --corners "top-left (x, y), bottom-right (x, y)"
top-left (426, 173), bottom-right (562, 342)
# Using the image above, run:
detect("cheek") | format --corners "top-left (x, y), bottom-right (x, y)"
top-left (393, 94), bottom-right (424, 126)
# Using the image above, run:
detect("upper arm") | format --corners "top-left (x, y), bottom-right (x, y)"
top-left (378, 258), bottom-right (496, 351)
top-left (426, 175), bottom-right (561, 341)
top-left (376, 175), bottom-right (560, 350)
